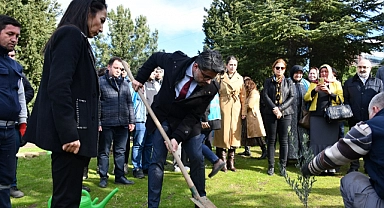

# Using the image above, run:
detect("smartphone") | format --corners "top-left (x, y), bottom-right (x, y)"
top-left (319, 78), bottom-right (324, 85)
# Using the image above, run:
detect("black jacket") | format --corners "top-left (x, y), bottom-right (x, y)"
top-left (99, 72), bottom-right (135, 126)
top-left (343, 74), bottom-right (383, 125)
top-left (25, 26), bottom-right (100, 157)
top-left (135, 51), bottom-right (219, 143)
top-left (262, 77), bottom-right (295, 116)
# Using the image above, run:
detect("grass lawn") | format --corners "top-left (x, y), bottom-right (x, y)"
top-left (12, 145), bottom-right (354, 208)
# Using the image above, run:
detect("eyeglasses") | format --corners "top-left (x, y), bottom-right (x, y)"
top-left (275, 66), bottom-right (286, 70)
top-left (358, 66), bottom-right (370, 69)
top-left (199, 68), bottom-right (215, 81)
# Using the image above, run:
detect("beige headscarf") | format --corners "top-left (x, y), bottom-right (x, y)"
top-left (319, 64), bottom-right (336, 83)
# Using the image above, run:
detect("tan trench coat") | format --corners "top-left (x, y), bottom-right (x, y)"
top-left (246, 89), bottom-right (266, 138)
top-left (213, 72), bottom-right (246, 149)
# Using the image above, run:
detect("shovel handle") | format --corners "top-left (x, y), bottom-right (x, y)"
top-left (122, 61), bottom-right (201, 199)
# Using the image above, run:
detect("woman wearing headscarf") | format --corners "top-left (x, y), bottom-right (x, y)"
top-left (263, 59), bottom-right (295, 176)
top-left (214, 55), bottom-right (246, 172)
top-left (304, 64), bottom-right (343, 176)
top-left (288, 65), bottom-right (309, 161)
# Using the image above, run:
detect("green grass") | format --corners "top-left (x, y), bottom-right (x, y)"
top-left (12, 145), bottom-right (354, 208)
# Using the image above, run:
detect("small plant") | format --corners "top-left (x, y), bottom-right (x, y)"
top-left (284, 131), bottom-right (317, 208)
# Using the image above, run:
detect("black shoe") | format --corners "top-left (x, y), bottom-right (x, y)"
top-left (99, 177), bottom-right (108, 188)
top-left (143, 169), bottom-right (148, 175)
top-left (82, 185), bottom-right (91, 192)
top-left (10, 186), bottom-right (24, 198)
top-left (115, 177), bottom-right (135, 185)
top-left (267, 167), bottom-right (274, 176)
top-left (238, 151), bottom-right (251, 156)
top-left (208, 159), bottom-right (226, 178)
top-left (133, 169), bottom-right (145, 179)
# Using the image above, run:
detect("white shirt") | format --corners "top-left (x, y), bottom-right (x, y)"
top-left (175, 62), bottom-right (197, 99)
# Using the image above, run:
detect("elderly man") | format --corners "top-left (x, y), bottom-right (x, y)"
top-left (302, 92), bottom-right (384, 208)
top-left (343, 58), bottom-right (383, 173)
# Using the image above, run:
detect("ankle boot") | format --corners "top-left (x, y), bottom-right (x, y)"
top-left (227, 149), bottom-right (236, 172)
top-left (267, 165), bottom-right (274, 176)
top-left (216, 148), bottom-right (227, 172)
top-left (258, 145), bottom-right (267, 160)
top-left (238, 146), bottom-right (251, 156)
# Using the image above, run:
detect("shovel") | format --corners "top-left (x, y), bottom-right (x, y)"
top-left (122, 61), bottom-right (216, 208)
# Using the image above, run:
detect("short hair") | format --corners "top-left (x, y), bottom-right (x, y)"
top-left (108, 57), bottom-right (123, 66)
top-left (0, 15), bottom-right (21, 32)
top-left (195, 50), bottom-right (224, 74)
top-left (368, 92), bottom-right (384, 115)
top-left (97, 67), bottom-right (107, 77)
top-left (58, 0), bottom-right (107, 37)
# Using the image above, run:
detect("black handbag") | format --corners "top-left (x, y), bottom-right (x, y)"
top-left (324, 95), bottom-right (353, 123)
top-left (298, 109), bottom-right (310, 129)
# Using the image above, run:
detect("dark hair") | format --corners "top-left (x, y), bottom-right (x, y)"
top-left (195, 50), bottom-right (224, 74)
top-left (244, 78), bottom-right (257, 95)
top-left (225, 55), bottom-right (238, 65)
top-left (97, 67), bottom-right (107, 77)
top-left (58, 0), bottom-right (107, 36)
top-left (0, 15), bottom-right (21, 32)
top-left (108, 57), bottom-right (123, 66)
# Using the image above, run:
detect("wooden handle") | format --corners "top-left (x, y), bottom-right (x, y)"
top-left (122, 61), bottom-right (200, 197)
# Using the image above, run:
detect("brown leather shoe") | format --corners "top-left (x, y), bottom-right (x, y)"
top-left (208, 159), bottom-right (226, 178)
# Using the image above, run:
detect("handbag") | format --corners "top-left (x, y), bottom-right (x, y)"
top-left (298, 109), bottom-right (310, 129)
top-left (324, 96), bottom-right (353, 123)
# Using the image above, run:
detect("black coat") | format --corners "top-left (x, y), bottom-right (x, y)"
top-left (262, 77), bottom-right (295, 116)
top-left (135, 51), bottom-right (219, 143)
top-left (343, 74), bottom-right (383, 125)
top-left (25, 26), bottom-right (100, 157)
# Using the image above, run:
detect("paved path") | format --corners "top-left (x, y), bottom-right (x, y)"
top-left (17, 142), bottom-right (50, 158)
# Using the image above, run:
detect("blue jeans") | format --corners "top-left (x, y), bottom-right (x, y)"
top-left (131, 122), bottom-right (146, 170)
top-left (12, 129), bottom-right (21, 187)
top-left (202, 132), bottom-right (218, 164)
top-left (142, 130), bottom-right (152, 171)
top-left (98, 126), bottom-right (128, 179)
top-left (148, 121), bottom-right (205, 208)
top-left (0, 127), bottom-right (17, 208)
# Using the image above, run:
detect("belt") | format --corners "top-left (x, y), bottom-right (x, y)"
top-left (0, 120), bottom-right (16, 127)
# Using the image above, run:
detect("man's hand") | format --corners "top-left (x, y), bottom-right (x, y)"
top-left (201, 122), bottom-right (210, 129)
top-left (131, 79), bottom-right (143, 92)
top-left (19, 123), bottom-right (26, 137)
top-left (164, 138), bottom-right (178, 153)
top-left (62, 140), bottom-right (80, 154)
top-left (301, 163), bottom-right (312, 178)
top-left (128, 124), bottom-right (135, 132)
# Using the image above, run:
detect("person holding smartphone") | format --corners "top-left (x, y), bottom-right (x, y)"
top-left (304, 64), bottom-right (344, 176)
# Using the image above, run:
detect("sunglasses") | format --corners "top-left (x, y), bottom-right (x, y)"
top-left (275, 66), bottom-right (286, 70)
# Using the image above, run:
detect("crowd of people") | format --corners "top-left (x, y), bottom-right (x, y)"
top-left (2, 0), bottom-right (384, 207)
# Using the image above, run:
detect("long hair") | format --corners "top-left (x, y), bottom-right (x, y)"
top-left (244, 77), bottom-right (257, 96)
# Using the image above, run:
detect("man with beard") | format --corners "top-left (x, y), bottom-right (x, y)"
top-left (343, 58), bottom-right (383, 173)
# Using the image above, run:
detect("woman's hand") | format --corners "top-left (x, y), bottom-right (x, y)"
top-left (316, 84), bottom-right (331, 94)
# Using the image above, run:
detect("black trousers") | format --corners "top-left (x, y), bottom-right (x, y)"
top-left (51, 152), bottom-right (89, 208)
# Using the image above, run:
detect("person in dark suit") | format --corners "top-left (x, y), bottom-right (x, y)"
top-left (24, 0), bottom-right (107, 207)
top-left (132, 50), bottom-right (224, 208)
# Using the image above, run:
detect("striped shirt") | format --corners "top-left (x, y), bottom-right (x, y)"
top-left (307, 121), bottom-right (372, 175)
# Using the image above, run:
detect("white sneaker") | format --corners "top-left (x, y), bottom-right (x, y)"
top-left (174, 166), bottom-right (181, 172)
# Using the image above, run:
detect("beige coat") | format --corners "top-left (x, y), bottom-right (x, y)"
top-left (245, 89), bottom-right (266, 138)
top-left (213, 72), bottom-right (247, 149)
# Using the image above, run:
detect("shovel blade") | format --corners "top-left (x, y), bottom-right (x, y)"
top-left (190, 196), bottom-right (217, 208)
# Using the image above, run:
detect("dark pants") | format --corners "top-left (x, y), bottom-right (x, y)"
top-left (264, 114), bottom-right (291, 168)
top-left (142, 130), bottom-right (152, 171)
top-left (0, 127), bottom-right (17, 208)
top-left (12, 128), bottom-right (21, 187)
top-left (51, 152), bottom-right (89, 208)
top-left (98, 126), bottom-right (128, 179)
top-left (148, 121), bottom-right (205, 208)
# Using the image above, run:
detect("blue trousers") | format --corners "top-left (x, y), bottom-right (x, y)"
top-left (131, 123), bottom-right (146, 170)
top-left (0, 127), bottom-right (17, 208)
top-left (98, 126), bottom-right (128, 179)
top-left (142, 130), bottom-right (152, 171)
top-left (147, 121), bottom-right (205, 208)
top-left (202, 131), bottom-right (218, 164)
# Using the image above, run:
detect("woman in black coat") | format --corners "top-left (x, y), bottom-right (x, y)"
top-left (262, 58), bottom-right (295, 176)
top-left (24, 0), bottom-right (108, 207)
